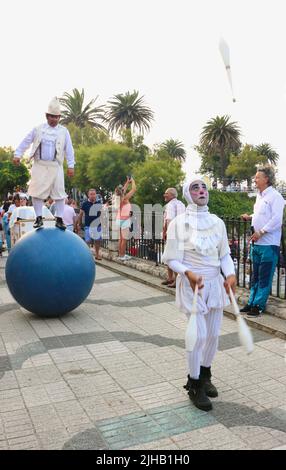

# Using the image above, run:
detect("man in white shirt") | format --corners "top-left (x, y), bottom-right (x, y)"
top-left (62, 199), bottom-right (77, 232)
top-left (241, 165), bottom-right (285, 316)
top-left (12, 97), bottom-right (75, 230)
top-left (162, 187), bottom-right (185, 287)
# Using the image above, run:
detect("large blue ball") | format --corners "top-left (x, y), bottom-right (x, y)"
top-left (5, 228), bottom-right (96, 317)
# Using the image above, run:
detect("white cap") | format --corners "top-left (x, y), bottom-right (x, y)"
top-left (19, 192), bottom-right (28, 200)
top-left (47, 97), bottom-right (61, 115)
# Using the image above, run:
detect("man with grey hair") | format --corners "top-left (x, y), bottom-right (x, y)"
top-left (241, 165), bottom-right (285, 316)
top-left (162, 187), bottom-right (185, 287)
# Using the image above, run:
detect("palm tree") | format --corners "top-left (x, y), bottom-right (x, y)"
top-left (60, 88), bottom-right (106, 130)
top-left (255, 143), bottom-right (279, 165)
top-left (161, 139), bottom-right (186, 162)
top-left (200, 115), bottom-right (241, 189)
top-left (105, 90), bottom-right (154, 134)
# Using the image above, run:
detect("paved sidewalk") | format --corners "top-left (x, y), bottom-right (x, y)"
top-left (0, 254), bottom-right (286, 450)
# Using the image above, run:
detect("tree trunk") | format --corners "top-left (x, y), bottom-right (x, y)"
top-left (220, 149), bottom-right (227, 190)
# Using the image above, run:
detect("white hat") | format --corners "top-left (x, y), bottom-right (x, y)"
top-left (47, 97), bottom-right (61, 115)
top-left (19, 192), bottom-right (28, 200)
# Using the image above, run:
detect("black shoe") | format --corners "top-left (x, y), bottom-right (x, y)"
top-left (240, 304), bottom-right (252, 313)
top-left (247, 305), bottom-right (263, 317)
top-left (55, 217), bottom-right (66, 230)
top-left (199, 366), bottom-right (218, 398)
top-left (185, 375), bottom-right (212, 411)
top-left (33, 216), bottom-right (43, 229)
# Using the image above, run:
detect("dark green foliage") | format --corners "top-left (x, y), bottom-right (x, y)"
top-left (208, 190), bottom-right (255, 218)
top-left (0, 160), bottom-right (29, 199)
top-left (105, 90), bottom-right (154, 134)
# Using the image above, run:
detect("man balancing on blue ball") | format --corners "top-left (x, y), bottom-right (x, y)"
top-left (12, 97), bottom-right (75, 230)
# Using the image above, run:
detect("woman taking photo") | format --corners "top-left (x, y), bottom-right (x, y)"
top-left (114, 176), bottom-right (136, 261)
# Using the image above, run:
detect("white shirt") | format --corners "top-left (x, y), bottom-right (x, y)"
top-left (15, 123), bottom-right (75, 168)
top-left (252, 186), bottom-right (285, 246)
top-left (164, 198), bottom-right (185, 222)
top-left (9, 206), bottom-right (54, 228)
top-left (62, 204), bottom-right (77, 226)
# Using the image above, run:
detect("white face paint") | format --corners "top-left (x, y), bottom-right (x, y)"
top-left (189, 180), bottom-right (209, 206)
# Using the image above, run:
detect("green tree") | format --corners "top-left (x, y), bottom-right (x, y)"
top-left (0, 146), bottom-right (14, 162)
top-left (0, 161), bottom-right (29, 199)
top-left (226, 144), bottom-right (267, 187)
top-left (208, 190), bottom-right (255, 218)
top-left (160, 139), bottom-right (186, 162)
top-left (105, 90), bottom-right (154, 134)
top-left (66, 123), bottom-right (109, 147)
top-left (255, 143), bottom-right (279, 165)
top-left (200, 115), bottom-right (241, 189)
top-left (64, 145), bottom-right (91, 193)
top-left (60, 88), bottom-right (106, 129)
top-left (132, 156), bottom-right (185, 207)
top-left (86, 143), bottom-right (142, 193)
top-left (196, 144), bottom-right (221, 182)
top-left (119, 128), bottom-right (149, 161)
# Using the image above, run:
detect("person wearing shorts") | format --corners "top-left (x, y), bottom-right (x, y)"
top-left (77, 189), bottom-right (102, 260)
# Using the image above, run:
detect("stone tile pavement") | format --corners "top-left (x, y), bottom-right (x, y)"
top-left (0, 254), bottom-right (286, 450)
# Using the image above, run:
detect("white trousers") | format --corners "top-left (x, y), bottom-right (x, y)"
top-left (186, 308), bottom-right (223, 379)
top-left (28, 160), bottom-right (67, 200)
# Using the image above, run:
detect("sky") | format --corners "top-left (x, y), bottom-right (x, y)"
top-left (1, 0), bottom-right (286, 182)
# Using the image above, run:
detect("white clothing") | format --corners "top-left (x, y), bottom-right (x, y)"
top-left (7, 204), bottom-right (17, 214)
top-left (9, 206), bottom-right (54, 228)
top-left (162, 199), bottom-right (235, 380)
top-left (14, 123), bottom-right (74, 201)
top-left (251, 186), bottom-right (285, 246)
top-left (28, 160), bottom-right (67, 200)
top-left (168, 253), bottom-right (235, 279)
top-left (164, 198), bottom-right (185, 222)
top-left (162, 207), bottom-right (231, 264)
top-left (186, 309), bottom-right (223, 378)
top-left (62, 204), bottom-right (77, 226)
top-left (15, 123), bottom-right (75, 168)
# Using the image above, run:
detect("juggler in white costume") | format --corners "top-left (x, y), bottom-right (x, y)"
top-left (162, 178), bottom-right (235, 411)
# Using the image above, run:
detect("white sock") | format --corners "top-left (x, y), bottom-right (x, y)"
top-left (32, 198), bottom-right (44, 217)
top-left (55, 199), bottom-right (65, 218)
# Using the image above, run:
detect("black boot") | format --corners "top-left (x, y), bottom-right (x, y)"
top-left (55, 217), bottom-right (66, 230)
top-left (240, 304), bottom-right (252, 313)
top-left (33, 216), bottom-right (43, 229)
top-left (186, 376), bottom-right (212, 411)
top-left (200, 366), bottom-right (218, 398)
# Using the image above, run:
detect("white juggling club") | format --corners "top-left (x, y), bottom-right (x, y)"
top-left (219, 37), bottom-right (236, 103)
top-left (185, 283), bottom-right (199, 352)
top-left (229, 288), bottom-right (254, 354)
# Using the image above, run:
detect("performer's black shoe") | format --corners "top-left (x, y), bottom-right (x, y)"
top-left (33, 216), bottom-right (43, 229)
top-left (199, 366), bottom-right (218, 398)
top-left (55, 217), bottom-right (66, 230)
top-left (247, 305), bottom-right (263, 317)
top-left (185, 375), bottom-right (212, 411)
top-left (240, 304), bottom-right (252, 313)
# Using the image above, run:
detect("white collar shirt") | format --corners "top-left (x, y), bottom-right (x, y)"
top-left (252, 186), bottom-right (285, 246)
top-left (164, 198), bottom-right (185, 222)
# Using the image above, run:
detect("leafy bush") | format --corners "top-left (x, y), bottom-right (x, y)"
top-left (208, 190), bottom-right (255, 217)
